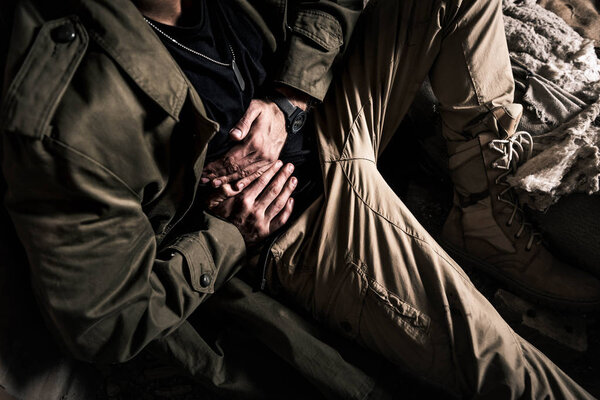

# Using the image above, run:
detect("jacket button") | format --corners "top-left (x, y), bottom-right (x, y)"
top-left (51, 23), bottom-right (76, 43)
top-left (200, 274), bottom-right (211, 288)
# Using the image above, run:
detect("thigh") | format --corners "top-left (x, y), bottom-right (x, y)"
top-left (315, 0), bottom-right (447, 163)
top-left (269, 156), bottom-right (514, 395)
top-left (315, 0), bottom-right (516, 159)
top-left (268, 157), bottom-right (594, 398)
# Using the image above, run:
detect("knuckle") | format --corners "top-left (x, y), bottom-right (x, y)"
top-left (239, 117), bottom-right (252, 130)
top-left (257, 176), bottom-right (269, 187)
top-left (269, 185), bottom-right (280, 197)
top-left (242, 197), bottom-right (253, 209)
top-left (223, 186), bottom-right (236, 197)
top-left (274, 199), bottom-right (286, 211)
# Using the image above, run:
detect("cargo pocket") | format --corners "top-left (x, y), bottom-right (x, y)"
top-left (278, 9), bottom-right (344, 98)
top-left (362, 278), bottom-right (431, 345)
top-left (290, 9), bottom-right (343, 52)
top-left (323, 256), bottom-right (431, 346)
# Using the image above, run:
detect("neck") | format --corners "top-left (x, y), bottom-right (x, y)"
top-left (133, 0), bottom-right (186, 26)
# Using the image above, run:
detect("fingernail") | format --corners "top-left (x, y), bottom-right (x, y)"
top-left (237, 182), bottom-right (245, 190)
top-left (275, 160), bottom-right (283, 168)
top-left (289, 198), bottom-right (294, 206)
top-left (230, 129), bottom-right (242, 139)
top-left (287, 164), bottom-right (294, 172)
top-left (291, 177), bottom-right (297, 186)
top-left (201, 177), bottom-right (210, 184)
top-left (213, 179), bottom-right (222, 187)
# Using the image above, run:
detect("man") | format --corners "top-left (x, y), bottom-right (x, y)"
top-left (1, 0), bottom-right (598, 398)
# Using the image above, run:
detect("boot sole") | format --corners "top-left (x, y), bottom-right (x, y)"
top-left (439, 239), bottom-right (600, 313)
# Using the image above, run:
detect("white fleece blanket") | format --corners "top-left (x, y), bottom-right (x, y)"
top-left (502, 0), bottom-right (600, 210)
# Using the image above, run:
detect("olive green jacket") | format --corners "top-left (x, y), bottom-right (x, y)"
top-left (0, 0), bottom-right (381, 398)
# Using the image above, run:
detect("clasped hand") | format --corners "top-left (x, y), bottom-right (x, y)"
top-left (202, 99), bottom-right (294, 245)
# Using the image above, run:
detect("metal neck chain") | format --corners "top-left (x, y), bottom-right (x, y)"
top-left (144, 17), bottom-right (234, 67)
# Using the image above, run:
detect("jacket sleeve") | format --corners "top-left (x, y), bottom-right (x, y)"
top-left (1, 130), bottom-right (246, 363)
top-left (274, 0), bottom-right (363, 100)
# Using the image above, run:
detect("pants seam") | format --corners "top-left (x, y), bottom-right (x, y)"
top-left (338, 160), bottom-right (475, 287)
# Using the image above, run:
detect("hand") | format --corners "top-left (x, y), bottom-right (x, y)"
top-left (208, 160), bottom-right (297, 245)
top-left (202, 98), bottom-right (287, 191)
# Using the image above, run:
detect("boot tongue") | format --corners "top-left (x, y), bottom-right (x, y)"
top-left (458, 105), bottom-right (524, 140)
top-left (491, 104), bottom-right (523, 138)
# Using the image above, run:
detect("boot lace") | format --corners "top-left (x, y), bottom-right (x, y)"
top-left (488, 131), bottom-right (542, 251)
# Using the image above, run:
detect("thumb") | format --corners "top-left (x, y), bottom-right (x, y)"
top-left (230, 101), bottom-right (261, 141)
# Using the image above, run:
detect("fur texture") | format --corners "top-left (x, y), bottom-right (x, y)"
top-left (502, 0), bottom-right (600, 209)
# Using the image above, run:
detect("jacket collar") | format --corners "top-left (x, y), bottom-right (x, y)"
top-left (76, 0), bottom-right (191, 121)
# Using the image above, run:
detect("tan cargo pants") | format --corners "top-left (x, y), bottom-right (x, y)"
top-left (266, 0), bottom-right (594, 397)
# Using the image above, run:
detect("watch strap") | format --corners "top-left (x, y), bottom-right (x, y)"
top-left (267, 91), bottom-right (298, 120)
top-left (266, 91), bottom-right (308, 135)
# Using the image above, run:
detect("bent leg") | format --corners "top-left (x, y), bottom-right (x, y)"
top-left (270, 158), bottom-right (590, 398)
top-left (268, 0), bottom-right (592, 397)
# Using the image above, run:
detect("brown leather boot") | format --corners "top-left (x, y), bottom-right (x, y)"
top-left (442, 108), bottom-right (600, 311)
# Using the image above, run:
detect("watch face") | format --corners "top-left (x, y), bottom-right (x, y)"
top-left (291, 111), bottom-right (307, 134)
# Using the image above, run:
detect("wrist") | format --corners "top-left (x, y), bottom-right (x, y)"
top-left (273, 86), bottom-right (310, 111)
top-left (266, 91), bottom-right (308, 135)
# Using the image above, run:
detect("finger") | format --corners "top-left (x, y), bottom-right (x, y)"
top-left (269, 198), bottom-right (294, 232)
top-left (265, 175), bottom-right (297, 219)
top-left (243, 160), bottom-right (283, 200)
top-left (206, 184), bottom-right (242, 209)
top-left (230, 101), bottom-right (262, 141)
top-left (233, 161), bottom-right (274, 191)
top-left (213, 159), bottom-right (273, 188)
top-left (209, 197), bottom-right (235, 219)
top-left (202, 143), bottom-right (253, 182)
top-left (210, 152), bottom-right (256, 187)
top-left (256, 163), bottom-right (295, 207)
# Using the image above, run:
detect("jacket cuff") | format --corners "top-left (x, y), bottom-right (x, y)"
top-left (165, 213), bottom-right (246, 294)
top-left (275, 9), bottom-right (344, 101)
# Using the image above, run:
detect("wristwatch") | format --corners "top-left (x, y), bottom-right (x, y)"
top-left (267, 91), bottom-right (308, 135)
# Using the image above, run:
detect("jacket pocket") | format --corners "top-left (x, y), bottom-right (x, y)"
top-left (290, 9), bottom-right (343, 51)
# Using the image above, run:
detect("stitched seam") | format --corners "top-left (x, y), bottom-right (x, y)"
top-left (297, 9), bottom-right (341, 25)
top-left (331, 96), bottom-right (373, 161)
top-left (323, 156), bottom-right (375, 164)
top-left (338, 161), bottom-right (473, 284)
top-left (348, 253), bottom-right (430, 333)
top-left (461, 40), bottom-right (483, 105)
top-left (291, 26), bottom-right (340, 50)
